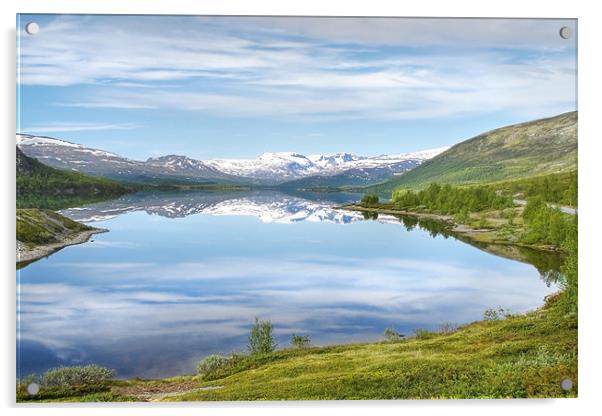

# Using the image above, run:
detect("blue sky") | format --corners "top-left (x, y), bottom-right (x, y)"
top-left (17, 15), bottom-right (576, 160)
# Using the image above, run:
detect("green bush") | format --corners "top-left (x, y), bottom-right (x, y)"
top-left (483, 307), bottom-right (511, 321)
top-left (197, 355), bottom-right (231, 378)
top-left (247, 318), bottom-right (277, 356)
top-left (521, 198), bottom-right (577, 248)
top-left (16, 374), bottom-right (40, 400)
top-left (41, 365), bottom-right (115, 388)
top-left (361, 194), bottom-right (379, 206)
top-left (414, 329), bottom-right (435, 340)
top-left (560, 236), bottom-right (578, 314)
top-left (383, 328), bottom-right (404, 341)
top-left (290, 334), bottom-right (311, 349)
top-left (478, 215), bottom-right (493, 229)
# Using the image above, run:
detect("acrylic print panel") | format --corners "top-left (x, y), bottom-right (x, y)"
top-left (16, 15), bottom-right (577, 402)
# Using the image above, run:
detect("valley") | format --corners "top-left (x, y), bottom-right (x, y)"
top-left (16, 111), bottom-right (578, 401)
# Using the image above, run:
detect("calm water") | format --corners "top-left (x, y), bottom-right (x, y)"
top-left (17, 191), bottom-right (558, 379)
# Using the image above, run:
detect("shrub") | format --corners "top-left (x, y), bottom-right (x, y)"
top-left (560, 236), bottom-right (578, 314)
top-left (197, 355), bottom-right (231, 378)
top-left (454, 209), bottom-right (469, 224)
top-left (438, 321), bottom-right (459, 334)
top-left (247, 318), bottom-right (277, 356)
top-left (361, 194), bottom-right (379, 206)
top-left (383, 328), bottom-right (404, 341)
top-left (478, 215), bottom-right (493, 229)
top-left (483, 307), bottom-right (511, 321)
top-left (290, 334), bottom-right (311, 349)
top-left (16, 374), bottom-right (40, 400)
top-left (414, 329), bottom-right (434, 340)
top-left (41, 365), bottom-right (115, 388)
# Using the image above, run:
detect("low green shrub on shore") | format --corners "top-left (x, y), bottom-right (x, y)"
top-left (17, 365), bottom-right (115, 402)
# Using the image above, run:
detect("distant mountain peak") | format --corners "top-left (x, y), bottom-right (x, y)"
top-left (17, 132), bottom-right (449, 186)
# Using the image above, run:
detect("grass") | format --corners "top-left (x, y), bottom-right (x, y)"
top-left (365, 112), bottom-right (577, 195)
top-left (16, 208), bottom-right (92, 246)
top-left (156, 295), bottom-right (576, 401)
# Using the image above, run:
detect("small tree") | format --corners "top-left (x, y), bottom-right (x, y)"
top-left (290, 334), bottom-right (311, 349)
top-left (361, 194), bottom-right (379, 207)
top-left (483, 307), bottom-right (511, 321)
top-left (247, 317), bottom-right (277, 356)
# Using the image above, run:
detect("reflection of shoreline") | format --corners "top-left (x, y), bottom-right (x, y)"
top-left (339, 204), bottom-right (563, 275)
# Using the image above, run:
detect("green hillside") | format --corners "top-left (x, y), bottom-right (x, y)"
top-left (17, 208), bottom-right (93, 246)
top-left (17, 147), bottom-right (131, 209)
top-left (367, 112), bottom-right (577, 195)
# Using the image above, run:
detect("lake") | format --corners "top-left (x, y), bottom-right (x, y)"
top-left (17, 190), bottom-right (559, 379)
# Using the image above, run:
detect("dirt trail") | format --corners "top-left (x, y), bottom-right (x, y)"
top-left (111, 380), bottom-right (223, 401)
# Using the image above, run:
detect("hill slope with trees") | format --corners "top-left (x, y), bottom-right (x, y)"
top-left (17, 147), bottom-right (131, 209)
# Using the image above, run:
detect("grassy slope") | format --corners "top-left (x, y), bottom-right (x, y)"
top-left (17, 208), bottom-right (93, 246)
top-left (160, 297), bottom-right (576, 401)
top-left (366, 112), bottom-right (577, 195)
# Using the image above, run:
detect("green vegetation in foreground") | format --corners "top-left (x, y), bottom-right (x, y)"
top-left (365, 111), bottom-right (577, 195)
top-left (168, 295), bottom-right (577, 400)
top-left (17, 365), bottom-right (125, 402)
top-left (17, 147), bottom-right (131, 209)
top-left (16, 208), bottom-right (93, 246)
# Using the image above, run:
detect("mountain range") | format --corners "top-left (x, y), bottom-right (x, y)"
top-left (16, 134), bottom-right (447, 187)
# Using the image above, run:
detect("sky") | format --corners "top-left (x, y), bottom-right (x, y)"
top-left (16, 15), bottom-right (577, 160)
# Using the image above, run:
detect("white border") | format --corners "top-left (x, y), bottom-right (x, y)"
top-left (2, 1), bottom-right (600, 415)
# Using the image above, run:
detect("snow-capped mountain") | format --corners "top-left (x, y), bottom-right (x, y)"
top-left (206, 147), bottom-right (448, 185)
top-left (16, 134), bottom-right (239, 184)
top-left (17, 133), bottom-right (448, 186)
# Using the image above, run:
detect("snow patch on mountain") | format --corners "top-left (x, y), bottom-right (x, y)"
top-left (205, 147), bottom-right (449, 182)
top-left (17, 132), bottom-right (450, 185)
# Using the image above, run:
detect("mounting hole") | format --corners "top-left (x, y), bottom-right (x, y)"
top-left (26, 382), bottom-right (40, 395)
top-left (559, 26), bottom-right (572, 40)
top-left (25, 22), bottom-right (39, 35)
top-left (560, 378), bottom-right (573, 391)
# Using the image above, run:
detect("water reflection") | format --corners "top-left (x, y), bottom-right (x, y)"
top-left (60, 190), bottom-right (381, 224)
top-left (17, 191), bottom-right (561, 379)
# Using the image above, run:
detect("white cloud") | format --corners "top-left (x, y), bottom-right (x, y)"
top-left (18, 15), bottom-right (576, 121)
top-left (18, 122), bottom-right (141, 133)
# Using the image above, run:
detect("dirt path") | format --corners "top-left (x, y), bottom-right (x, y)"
top-left (513, 199), bottom-right (577, 215)
top-left (111, 380), bottom-right (223, 401)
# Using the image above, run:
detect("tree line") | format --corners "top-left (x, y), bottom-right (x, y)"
top-left (391, 182), bottom-right (513, 215)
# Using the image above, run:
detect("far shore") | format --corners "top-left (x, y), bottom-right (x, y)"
top-left (337, 203), bottom-right (564, 255)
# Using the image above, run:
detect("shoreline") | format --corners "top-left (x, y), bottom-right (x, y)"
top-left (17, 228), bottom-right (108, 265)
top-left (337, 204), bottom-right (563, 254)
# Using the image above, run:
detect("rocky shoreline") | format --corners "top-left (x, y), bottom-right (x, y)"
top-left (17, 228), bottom-right (107, 264)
